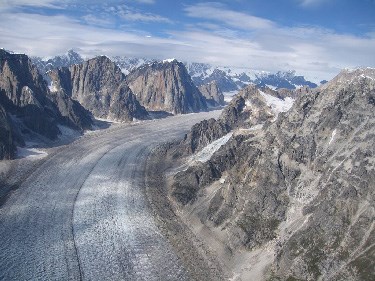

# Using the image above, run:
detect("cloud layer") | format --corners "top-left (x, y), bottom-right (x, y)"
top-left (0, 1), bottom-right (374, 82)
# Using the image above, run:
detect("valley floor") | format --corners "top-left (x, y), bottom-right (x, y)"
top-left (0, 111), bottom-right (221, 281)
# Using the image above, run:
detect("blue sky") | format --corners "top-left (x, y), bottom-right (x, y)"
top-left (0, 0), bottom-right (374, 81)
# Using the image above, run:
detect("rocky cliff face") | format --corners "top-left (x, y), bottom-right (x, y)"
top-left (198, 81), bottom-right (225, 107)
top-left (0, 104), bottom-right (15, 159)
top-left (179, 84), bottom-right (294, 154)
top-left (126, 59), bottom-right (207, 114)
top-left (49, 56), bottom-right (149, 121)
top-left (0, 49), bottom-right (61, 140)
top-left (169, 69), bottom-right (375, 280)
top-left (48, 90), bottom-right (93, 131)
top-left (0, 49), bottom-right (94, 159)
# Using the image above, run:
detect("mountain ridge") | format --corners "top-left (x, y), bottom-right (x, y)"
top-left (0, 49), bottom-right (93, 159)
top-left (161, 68), bottom-right (375, 280)
top-left (31, 50), bottom-right (320, 92)
top-left (48, 55), bottom-right (149, 122)
top-left (126, 59), bottom-right (208, 114)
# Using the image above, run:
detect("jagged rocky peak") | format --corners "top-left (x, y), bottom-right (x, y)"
top-left (268, 67), bottom-right (375, 281)
top-left (65, 49), bottom-right (83, 64)
top-left (198, 81), bottom-right (225, 107)
top-left (126, 59), bottom-right (207, 114)
top-left (0, 49), bottom-right (93, 149)
top-left (218, 84), bottom-right (297, 130)
top-left (49, 56), bottom-right (149, 121)
top-left (0, 49), bottom-right (50, 106)
top-left (0, 49), bottom-right (61, 140)
top-left (31, 49), bottom-right (84, 81)
top-left (177, 84), bottom-right (295, 155)
top-left (321, 67), bottom-right (375, 91)
top-left (169, 69), bottom-right (375, 280)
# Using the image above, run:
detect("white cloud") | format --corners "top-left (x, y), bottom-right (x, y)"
top-left (0, 0), bottom-right (63, 10)
top-left (82, 14), bottom-right (114, 27)
top-left (118, 8), bottom-right (172, 23)
top-left (298, 0), bottom-right (330, 7)
top-left (0, 3), bottom-right (374, 83)
top-left (184, 2), bottom-right (274, 30)
top-left (133, 0), bottom-right (155, 4)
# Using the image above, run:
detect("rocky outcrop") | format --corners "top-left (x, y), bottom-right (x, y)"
top-left (0, 104), bottom-right (15, 159)
top-left (48, 91), bottom-right (93, 131)
top-left (0, 49), bottom-right (94, 157)
top-left (179, 85), bottom-right (290, 154)
top-left (0, 49), bottom-right (62, 139)
top-left (49, 56), bottom-right (149, 121)
top-left (126, 59), bottom-right (207, 114)
top-left (180, 118), bottom-right (229, 155)
top-left (169, 68), bottom-right (375, 280)
top-left (198, 81), bottom-right (225, 107)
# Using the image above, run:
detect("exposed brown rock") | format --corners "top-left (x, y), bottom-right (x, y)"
top-left (169, 69), bottom-right (375, 280)
top-left (198, 81), bottom-right (225, 107)
top-left (126, 60), bottom-right (207, 114)
top-left (49, 56), bottom-right (149, 121)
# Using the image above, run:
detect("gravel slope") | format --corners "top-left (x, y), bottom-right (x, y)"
top-left (0, 111), bottom-right (220, 281)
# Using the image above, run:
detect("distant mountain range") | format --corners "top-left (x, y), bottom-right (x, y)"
top-left (31, 50), bottom-right (84, 83)
top-left (31, 50), bottom-right (320, 92)
top-left (185, 62), bottom-right (318, 91)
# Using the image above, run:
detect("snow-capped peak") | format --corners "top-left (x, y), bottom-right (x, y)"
top-left (163, 58), bottom-right (177, 63)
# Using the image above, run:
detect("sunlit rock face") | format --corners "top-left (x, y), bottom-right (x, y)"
top-left (170, 69), bottom-right (375, 280)
top-left (126, 59), bottom-right (207, 114)
top-left (49, 56), bottom-right (149, 122)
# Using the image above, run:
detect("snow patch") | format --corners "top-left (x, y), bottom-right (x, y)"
top-left (345, 67), bottom-right (375, 73)
top-left (223, 90), bottom-right (238, 102)
top-left (360, 74), bottom-right (374, 81)
top-left (259, 90), bottom-right (294, 116)
top-left (94, 117), bottom-right (121, 124)
top-left (48, 81), bottom-right (59, 92)
top-left (245, 99), bottom-right (252, 107)
top-left (163, 58), bottom-right (177, 63)
top-left (189, 132), bottom-right (233, 163)
top-left (265, 84), bottom-right (277, 90)
top-left (17, 147), bottom-right (48, 159)
top-left (329, 129), bottom-right (337, 145)
top-left (237, 124), bottom-right (263, 133)
top-left (121, 68), bottom-right (130, 75)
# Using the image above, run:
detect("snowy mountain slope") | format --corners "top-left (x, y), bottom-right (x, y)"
top-left (111, 56), bottom-right (156, 75)
top-left (31, 50), bottom-right (84, 81)
top-left (185, 62), bottom-right (318, 91)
